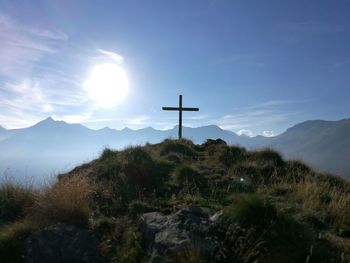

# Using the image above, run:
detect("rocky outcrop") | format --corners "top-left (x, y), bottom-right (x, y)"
top-left (140, 205), bottom-right (223, 262)
top-left (25, 223), bottom-right (105, 263)
top-left (203, 138), bottom-right (227, 147)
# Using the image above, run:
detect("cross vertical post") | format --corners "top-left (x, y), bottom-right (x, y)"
top-left (162, 95), bottom-right (199, 140)
top-left (179, 95), bottom-right (182, 139)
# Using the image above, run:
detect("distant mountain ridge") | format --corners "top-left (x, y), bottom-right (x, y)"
top-left (0, 117), bottom-right (349, 183)
top-left (265, 118), bottom-right (350, 176)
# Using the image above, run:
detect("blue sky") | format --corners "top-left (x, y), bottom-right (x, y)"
top-left (0, 0), bottom-right (349, 136)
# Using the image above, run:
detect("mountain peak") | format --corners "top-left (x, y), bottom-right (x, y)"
top-left (121, 127), bottom-right (133, 132)
top-left (201, 124), bottom-right (223, 130)
top-left (41, 117), bottom-right (55, 123)
top-left (33, 117), bottom-right (75, 129)
top-left (140, 126), bottom-right (156, 131)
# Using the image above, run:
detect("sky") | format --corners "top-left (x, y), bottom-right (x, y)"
top-left (0, 0), bottom-right (349, 137)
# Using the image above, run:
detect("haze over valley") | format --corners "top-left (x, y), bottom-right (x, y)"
top-left (1, 117), bottom-right (349, 184)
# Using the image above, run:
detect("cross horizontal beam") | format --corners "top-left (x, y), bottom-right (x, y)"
top-left (162, 107), bottom-right (199, 111)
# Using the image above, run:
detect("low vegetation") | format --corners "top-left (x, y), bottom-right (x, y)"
top-left (1, 139), bottom-right (350, 262)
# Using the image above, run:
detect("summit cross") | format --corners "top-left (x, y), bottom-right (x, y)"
top-left (162, 95), bottom-right (199, 140)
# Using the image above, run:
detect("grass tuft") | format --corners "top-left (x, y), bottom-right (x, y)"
top-left (30, 175), bottom-right (93, 226)
top-left (0, 181), bottom-right (36, 223)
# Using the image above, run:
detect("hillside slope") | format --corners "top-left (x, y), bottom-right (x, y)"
top-left (265, 119), bottom-right (350, 176)
top-left (1, 139), bottom-right (350, 262)
top-left (0, 119), bottom-right (244, 182)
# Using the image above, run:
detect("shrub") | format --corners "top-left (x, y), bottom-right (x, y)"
top-left (95, 147), bottom-right (158, 206)
top-left (173, 165), bottom-right (207, 194)
top-left (96, 157), bottom-right (122, 181)
top-left (123, 147), bottom-right (156, 190)
top-left (230, 162), bottom-right (280, 185)
top-left (160, 139), bottom-right (198, 159)
top-left (0, 182), bottom-right (35, 222)
top-left (211, 176), bottom-right (255, 201)
top-left (166, 153), bottom-right (182, 164)
top-left (203, 138), bottom-right (227, 147)
top-left (229, 163), bottom-right (261, 184)
top-left (101, 148), bottom-right (117, 160)
top-left (224, 193), bottom-right (276, 228)
top-left (92, 184), bottom-right (126, 216)
top-left (154, 160), bottom-right (174, 184)
top-left (218, 146), bottom-right (245, 167)
top-left (30, 176), bottom-right (92, 226)
top-left (248, 149), bottom-right (285, 168)
top-left (285, 160), bottom-right (312, 183)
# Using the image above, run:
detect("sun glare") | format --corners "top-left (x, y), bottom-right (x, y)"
top-left (85, 63), bottom-right (128, 107)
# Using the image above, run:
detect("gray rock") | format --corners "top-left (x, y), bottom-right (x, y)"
top-left (140, 205), bottom-right (217, 262)
top-left (25, 223), bottom-right (105, 263)
top-left (209, 210), bottom-right (223, 222)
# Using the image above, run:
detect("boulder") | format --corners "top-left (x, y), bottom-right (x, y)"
top-left (203, 139), bottom-right (227, 147)
top-left (140, 205), bottom-right (221, 262)
top-left (25, 223), bottom-right (105, 263)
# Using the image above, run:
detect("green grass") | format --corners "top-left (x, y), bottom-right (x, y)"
top-left (223, 192), bottom-right (277, 228)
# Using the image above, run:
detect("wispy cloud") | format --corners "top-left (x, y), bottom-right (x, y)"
top-left (97, 49), bottom-right (124, 64)
top-left (218, 110), bottom-right (290, 131)
top-left (0, 13), bottom-right (68, 78)
top-left (245, 99), bottom-right (314, 110)
top-left (0, 73), bottom-right (92, 128)
top-left (0, 80), bottom-right (56, 128)
top-left (0, 14), bottom-right (68, 40)
top-left (217, 99), bottom-right (303, 135)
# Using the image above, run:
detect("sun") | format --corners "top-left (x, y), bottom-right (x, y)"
top-left (84, 63), bottom-right (128, 107)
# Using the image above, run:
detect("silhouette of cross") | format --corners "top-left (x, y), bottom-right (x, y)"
top-left (162, 95), bottom-right (199, 139)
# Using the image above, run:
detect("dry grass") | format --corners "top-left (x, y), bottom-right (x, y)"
top-left (293, 179), bottom-right (350, 226)
top-left (175, 242), bottom-right (205, 263)
top-left (321, 232), bottom-right (350, 262)
top-left (30, 175), bottom-right (93, 226)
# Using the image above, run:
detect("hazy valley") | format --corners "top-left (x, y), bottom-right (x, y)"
top-left (1, 117), bottom-right (350, 184)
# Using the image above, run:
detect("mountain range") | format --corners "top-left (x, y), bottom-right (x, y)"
top-left (0, 117), bottom-right (349, 183)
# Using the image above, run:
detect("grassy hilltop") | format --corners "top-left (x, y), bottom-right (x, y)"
top-left (1, 139), bottom-right (350, 262)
